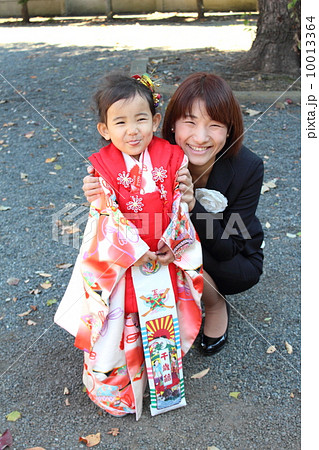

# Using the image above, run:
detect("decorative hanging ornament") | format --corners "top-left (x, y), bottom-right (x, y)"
top-left (132, 73), bottom-right (161, 108)
top-left (159, 184), bottom-right (167, 200)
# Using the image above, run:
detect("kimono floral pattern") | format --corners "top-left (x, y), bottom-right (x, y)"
top-left (117, 171), bottom-right (133, 188)
top-left (126, 195), bottom-right (144, 213)
top-left (151, 166), bottom-right (167, 183)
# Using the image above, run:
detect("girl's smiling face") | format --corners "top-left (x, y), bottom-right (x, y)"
top-left (97, 94), bottom-right (161, 160)
top-left (174, 99), bottom-right (228, 171)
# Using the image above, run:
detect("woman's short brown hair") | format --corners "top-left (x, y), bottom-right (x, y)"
top-left (162, 72), bottom-right (243, 158)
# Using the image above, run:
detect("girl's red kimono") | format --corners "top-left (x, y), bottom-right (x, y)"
top-left (55, 136), bottom-right (203, 419)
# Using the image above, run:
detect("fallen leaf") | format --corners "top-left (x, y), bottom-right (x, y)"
top-left (30, 305), bottom-right (37, 311)
top-left (243, 108), bottom-right (262, 116)
top-left (0, 205), bottom-right (11, 211)
top-left (7, 277), bottom-right (19, 285)
top-left (191, 367), bottom-right (210, 379)
top-left (18, 309), bottom-right (32, 317)
top-left (46, 298), bottom-right (57, 307)
top-left (6, 411), bottom-right (21, 422)
top-left (275, 101), bottom-right (286, 110)
top-left (107, 428), bottom-right (120, 436)
top-left (229, 391), bottom-right (240, 399)
top-left (266, 180), bottom-right (278, 189)
top-left (261, 179), bottom-right (278, 194)
top-left (25, 448), bottom-right (46, 450)
top-left (39, 204), bottom-right (55, 210)
top-left (24, 131), bottom-right (35, 139)
top-left (79, 432), bottom-right (101, 447)
top-left (45, 156), bottom-right (57, 163)
top-left (40, 281), bottom-right (52, 289)
top-left (56, 263), bottom-right (73, 269)
top-left (29, 288), bottom-right (41, 295)
top-left (0, 429), bottom-right (13, 449)
top-left (285, 341), bottom-right (293, 354)
top-left (27, 319), bottom-right (37, 326)
top-left (266, 345), bottom-right (276, 354)
top-left (54, 164), bottom-right (62, 170)
top-left (61, 224), bottom-right (80, 235)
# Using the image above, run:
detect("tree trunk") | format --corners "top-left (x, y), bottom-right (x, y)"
top-left (238, 0), bottom-right (300, 74)
top-left (21, 2), bottom-right (30, 23)
top-left (105, 0), bottom-right (113, 20)
top-left (196, 0), bottom-right (205, 19)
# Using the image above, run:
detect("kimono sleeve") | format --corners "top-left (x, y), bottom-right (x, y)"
top-left (54, 178), bottom-right (149, 349)
top-left (159, 155), bottom-right (196, 257)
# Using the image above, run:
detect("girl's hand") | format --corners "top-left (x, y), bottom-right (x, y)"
top-left (155, 244), bottom-right (175, 266)
top-left (82, 166), bottom-right (103, 203)
top-left (133, 250), bottom-right (157, 267)
top-left (177, 166), bottom-right (196, 211)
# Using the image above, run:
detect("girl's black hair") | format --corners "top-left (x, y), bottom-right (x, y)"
top-left (93, 73), bottom-right (156, 124)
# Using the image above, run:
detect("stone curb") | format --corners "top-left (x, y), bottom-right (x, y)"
top-left (130, 58), bottom-right (301, 103)
top-left (159, 86), bottom-right (301, 103)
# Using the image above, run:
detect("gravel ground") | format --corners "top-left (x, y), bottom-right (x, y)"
top-left (147, 49), bottom-right (301, 93)
top-left (0, 21), bottom-right (300, 450)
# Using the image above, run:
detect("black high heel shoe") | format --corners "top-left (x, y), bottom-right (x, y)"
top-left (201, 301), bottom-right (230, 355)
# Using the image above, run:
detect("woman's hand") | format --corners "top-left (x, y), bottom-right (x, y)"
top-left (156, 244), bottom-right (175, 266)
top-left (134, 250), bottom-right (158, 267)
top-left (177, 166), bottom-right (196, 211)
top-left (82, 166), bottom-right (103, 203)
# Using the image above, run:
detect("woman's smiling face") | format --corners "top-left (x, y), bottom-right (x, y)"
top-left (174, 99), bottom-right (228, 170)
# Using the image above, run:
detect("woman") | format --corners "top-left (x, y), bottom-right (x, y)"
top-left (83, 72), bottom-right (264, 355)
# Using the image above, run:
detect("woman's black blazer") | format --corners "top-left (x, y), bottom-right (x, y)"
top-left (191, 145), bottom-right (264, 262)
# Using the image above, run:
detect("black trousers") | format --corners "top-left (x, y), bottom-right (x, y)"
top-left (203, 248), bottom-right (264, 296)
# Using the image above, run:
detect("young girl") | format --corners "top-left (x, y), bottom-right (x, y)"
top-left (54, 74), bottom-right (203, 419)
